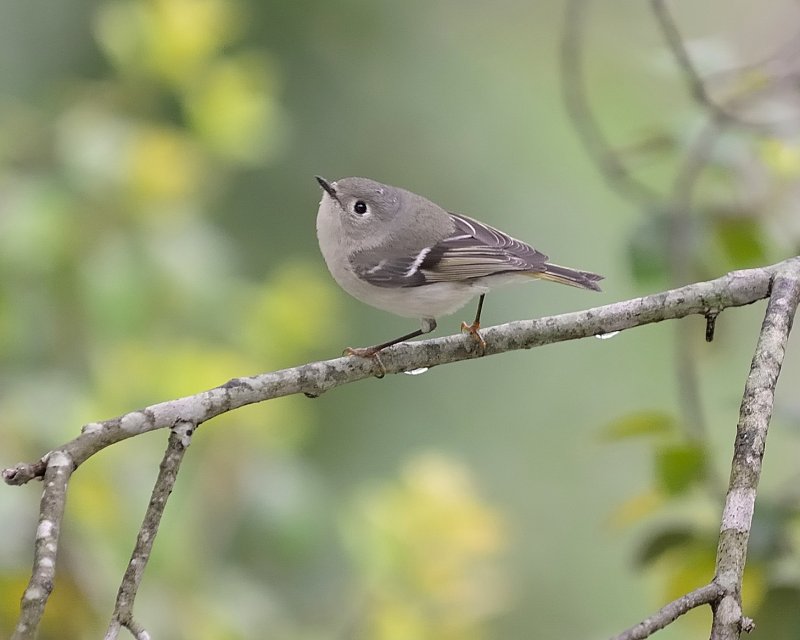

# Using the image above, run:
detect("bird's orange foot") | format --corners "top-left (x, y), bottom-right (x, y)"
top-left (460, 321), bottom-right (486, 351)
top-left (343, 346), bottom-right (386, 378)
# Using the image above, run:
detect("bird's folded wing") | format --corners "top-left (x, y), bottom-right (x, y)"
top-left (351, 212), bottom-right (549, 288)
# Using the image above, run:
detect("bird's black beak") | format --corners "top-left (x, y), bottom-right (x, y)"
top-left (315, 175), bottom-right (338, 200)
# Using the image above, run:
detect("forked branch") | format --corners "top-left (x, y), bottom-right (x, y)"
top-left (609, 262), bottom-right (800, 640)
top-left (3, 258), bottom-right (800, 639)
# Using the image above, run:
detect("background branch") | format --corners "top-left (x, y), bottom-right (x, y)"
top-left (666, 117), bottom-right (725, 492)
top-left (651, 0), bottom-right (794, 131)
top-left (558, 2), bottom-right (800, 636)
top-left (560, 0), bottom-right (660, 204)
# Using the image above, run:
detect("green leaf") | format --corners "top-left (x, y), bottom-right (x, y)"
top-left (750, 586), bottom-right (800, 639)
top-left (655, 443), bottom-right (706, 495)
top-left (713, 214), bottom-right (768, 268)
top-left (749, 501), bottom-right (791, 561)
top-left (627, 213), bottom-right (671, 284)
top-left (635, 525), bottom-right (698, 567)
top-left (627, 209), bottom-right (704, 285)
top-left (600, 411), bottom-right (676, 441)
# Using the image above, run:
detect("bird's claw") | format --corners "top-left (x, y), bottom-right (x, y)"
top-left (460, 321), bottom-right (486, 351)
top-left (343, 346), bottom-right (386, 378)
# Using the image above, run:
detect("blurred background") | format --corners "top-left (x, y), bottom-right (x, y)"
top-left (2, 0), bottom-right (800, 638)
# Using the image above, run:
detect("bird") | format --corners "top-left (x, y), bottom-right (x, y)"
top-left (315, 175), bottom-right (603, 360)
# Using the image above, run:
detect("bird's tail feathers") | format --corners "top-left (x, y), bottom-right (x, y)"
top-left (534, 263), bottom-right (604, 292)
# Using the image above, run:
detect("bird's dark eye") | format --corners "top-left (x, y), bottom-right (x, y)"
top-left (353, 200), bottom-right (368, 215)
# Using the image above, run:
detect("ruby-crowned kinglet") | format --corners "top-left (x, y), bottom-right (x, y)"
top-left (315, 176), bottom-right (602, 358)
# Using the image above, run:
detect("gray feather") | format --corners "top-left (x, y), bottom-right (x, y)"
top-left (351, 212), bottom-right (552, 288)
top-left (349, 247), bottom-right (430, 287)
top-left (420, 213), bottom-right (550, 282)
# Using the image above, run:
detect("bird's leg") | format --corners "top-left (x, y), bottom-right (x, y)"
top-left (343, 329), bottom-right (425, 358)
top-left (344, 319), bottom-right (437, 377)
top-left (460, 294), bottom-right (487, 350)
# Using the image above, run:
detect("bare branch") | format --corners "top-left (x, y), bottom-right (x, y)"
top-left (10, 452), bottom-right (74, 640)
top-left (711, 265), bottom-right (800, 639)
top-left (650, 0), bottom-right (795, 131)
top-left (609, 262), bottom-right (800, 640)
top-left (665, 118), bottom-right (727, 490)
top-left (3, 259), bottom-right (796, 491)
top-left (3, 259), bottom-right (799, 639)
top-left (560, 0), bottom-right (660, 204)
top-left (611, 582), bottom-right (723, 640)
top-left (104, 422), bottom-right (194, 640)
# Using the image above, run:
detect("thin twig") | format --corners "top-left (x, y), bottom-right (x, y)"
top-left (650, 0), bottom-right (793, 132)
top-left (104, 422), bottom-right (195, 640)
top-left (663, 114), bottom-right (722, 283)
top-left (700, 28), bottom-right (800, 85)
top-left (560, 0), bottom-right (660, 204)
top-left (611, 582), bottom-right (723, 640)
top-left (665, 118), bottom-right (726, 492)
top-left (10, 452), bottom-right (74, 640)
top-left (710, 265), bottom-right (800, 639)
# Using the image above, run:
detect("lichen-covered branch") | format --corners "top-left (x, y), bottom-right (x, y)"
top-left (611, 582), bottom-right (724, 640)
top-left (3, 259), bottom-right (796, 491)
top-left (10, 452), bottom-right (74, 640)
top-left (605, 262), bottom-right (800, 640)
top-left (104, 423), bottom-right (195, 640)
top-left (3, 258), bottom-right (800, 640)
top-left (710, 266), bottom-right (800, 639)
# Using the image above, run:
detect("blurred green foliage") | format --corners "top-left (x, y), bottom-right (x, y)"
top-left (341, 454), bottom-right (506, 639)
top-left (1, 1), bottom-right (800, 639)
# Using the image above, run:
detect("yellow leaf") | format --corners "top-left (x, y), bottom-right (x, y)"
top-left (126, 125), bottom-right (204, 204)
top-left (184, 53), bottom-right (283, 162)
top-left (95, 0), bottom-right (242, 85)
top-left (341, 453), bottom-right (508, 638)
top-left (607, 489), bottom-right (666, 529)
top-left (761, 138), bottom-right (800, 177)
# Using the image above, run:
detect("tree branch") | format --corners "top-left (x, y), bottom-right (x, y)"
top-left (3, 258), bottom-right (800, 639)
top-left (3, 258), bottom-right (796, 490)
top-left (666, 117), bottom-right (726, 492)
top-left (607, 262), bottom-right (800, 640)
top-left (710, 265), bottom-right (800, 639)
top-left (650, 0), bottom-right (795, 131)
top-left (560, 0), bottom-right (660, 204)
top-left (104, 422), bottom-right (195, 640)
top-left (611, 582), bottom-right (724, 640)
top-left (10, 452), bottom-right (74, 640)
